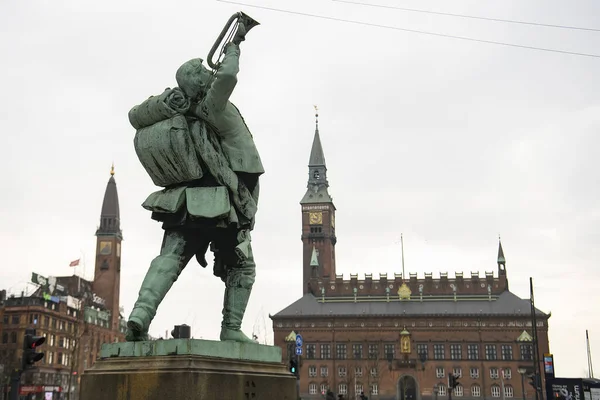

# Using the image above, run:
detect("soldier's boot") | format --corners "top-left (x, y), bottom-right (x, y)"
top-left (127, 233), bottom-right (188, 341)
top-left (219, 285), bottom-right (256, 343)
top-left (219, 241), bottom-right (256, 343)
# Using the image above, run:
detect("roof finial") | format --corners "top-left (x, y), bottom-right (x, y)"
top-left (110, 162), bottom-right (115, 176)
top-left (313, 105), bottom-right (319, 128)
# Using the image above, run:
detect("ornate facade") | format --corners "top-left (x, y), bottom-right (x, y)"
top-left (271, 115), bottom-right (550, 400)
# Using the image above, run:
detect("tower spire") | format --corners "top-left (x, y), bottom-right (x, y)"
top-left (497, 235), bottom-right (506, 278)
top-left (96, 165), bottom-right (122, 239)
top-left (301, 106), bottom-right (332, 204)
top-left (497, 235), bottom-right (505, 264)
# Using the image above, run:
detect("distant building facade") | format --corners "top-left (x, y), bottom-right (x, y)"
top-left (0, 167), bottom-right (126, 399)
top-left (271, 116), bottom-right (550, 400)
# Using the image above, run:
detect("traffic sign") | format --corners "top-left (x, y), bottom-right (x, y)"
top-left (295, 347), bottom-right (303, 355)
top-left (295, 334), bottom-right (303, 347)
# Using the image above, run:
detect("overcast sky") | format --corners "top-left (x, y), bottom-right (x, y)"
top-left (1, 0), bottom-right (599, 378)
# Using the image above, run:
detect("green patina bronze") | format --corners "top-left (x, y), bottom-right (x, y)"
top-left (126, 14), bottom-right (263, 344)
top-left (100, 339), bottom-right (282, 363)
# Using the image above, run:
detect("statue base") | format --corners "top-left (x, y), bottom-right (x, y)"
top-left (80, 339), bottom-right (297, 400)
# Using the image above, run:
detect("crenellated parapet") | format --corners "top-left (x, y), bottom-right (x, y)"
top-left (308, 270), bottom-right (508, 297)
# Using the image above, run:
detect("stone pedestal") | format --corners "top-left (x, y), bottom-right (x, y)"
top-left (80, 339), bottom-right (297, 400)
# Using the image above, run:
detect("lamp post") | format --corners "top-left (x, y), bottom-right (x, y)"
top-left (517, 368), bottom-right (527, 400)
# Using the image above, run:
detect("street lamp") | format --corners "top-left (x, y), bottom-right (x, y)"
top-left (517, 368), bottom-right (527, 400)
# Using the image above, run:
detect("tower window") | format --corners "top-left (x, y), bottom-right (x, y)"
top-left (310, 227), bottom-right (323, 233)
top-left (100, 260), bottom-right (109, 271)
top-left (313, 170), bottom-right (320, 179)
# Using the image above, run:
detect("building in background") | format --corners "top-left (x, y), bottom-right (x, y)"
top-left (0, 167), bottom-right (127, 400)
top-left (271, 115), bottom-right (551, 400)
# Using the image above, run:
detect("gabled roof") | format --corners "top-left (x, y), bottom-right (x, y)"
top-left (272, 290), bottom-right (549, 319)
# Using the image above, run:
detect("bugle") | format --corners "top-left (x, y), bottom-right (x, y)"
top-left (207, 11), bottom-right (260, 69)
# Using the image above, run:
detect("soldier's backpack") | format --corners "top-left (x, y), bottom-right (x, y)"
top-left (129, 87), bottom-right (204, 188)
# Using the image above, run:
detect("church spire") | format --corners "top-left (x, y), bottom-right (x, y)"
top-left (96, 165), bottom-right (122, 239)
top-left (301, 106), bottom-right (333, 204)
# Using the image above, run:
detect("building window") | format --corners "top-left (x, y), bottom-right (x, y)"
top-left (339, 384), bottom-right (348, 395)
top-left (453, 368), bottom-right (462, 378)
top-left (320, 344), bottom-right (331, 359)
top-left (353, 344), bottom-right (363, 359)
top-left (450, 344), bottom-right (462, 360)
top-left (384, 344), bottom-right (395, 360)
top-left (368, 344), bottom-right (379, 359)
top-left (355, 384), bottom-right (364, 396)
top-left (485, 345), bottom-right (497, 360)
top-left (309, 383), bottom-right (317, 395)
top-left (436, 367), bottom-right (445, 378)
top-left (438, 385), bottom-right (447, 396)
top-left (454, 385), bottom-right (464, 397)
top-left (468, 344), bottom-right (479, 360)
top-left (491, 385), bottom-right (501, 397)
top-left (11, 315), bottom-right (19, 324)
top-left (306, 344), bottom-right (316, 359)
top-left (470, 368), bottom-right (480, 379)
top-left (50, 335), bottom-right (55, 347)
top-left (308, 366), bottom-right (317, 377)
top-left (504, 385), bottom-right (514, 398)
top-left (338, 366), bottom-right (347, 377)
top-left (434, 344), bottom-right (445, 360)
top-left (490, 368), bottom-right (499, 379)
top-left (520, 344), bottom-right (533, 361)
top-left (320, 383), bottom-right (328, 395)
top-left (370, 367), bottom-right (378, 377)
top-left (355, 367), bottom-right (363, 377)
top-left (2, 315), bottom-right (8, 324)
top-left (1, 333), bottom-right (7, 344)
top-left (320, 366), bottom-right (328, 377)
top-left (472, 385), bottom-right (481, 397)
top-left (501, 345), bottom-right (513, 360)
top-left (370, 384), bottom-right (379, 395)
top-left (336, 344), bottom-right (347, 359)
top-left (503, 368), bottom-right (512, 379)
top-left (417, 344), bottom-right (428, 360)
top-left (10, 332), bottom-right (16, 343)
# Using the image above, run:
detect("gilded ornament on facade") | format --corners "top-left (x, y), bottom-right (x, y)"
top-left (398, 283), bottom-right (412, 299)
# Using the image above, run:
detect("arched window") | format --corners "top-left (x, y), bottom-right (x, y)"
top-left (504, 385), bottom-right (514, 398)
top-left (308, 383), bottom-right (317, 395)
top-left (320, 383), bottom-right (328, 396)
top-left (438, 384), bottom-right (447, 396)
top-left (471, 385), bottom-right (481, 397)
top-left (454, 385), bottom-right (464, 397)
top-left (355, 383), bottom-right (364, 396)
top-left (491, 385), bottom-right (501, 397)
top-left (338, 383), bottom-right (348, 395)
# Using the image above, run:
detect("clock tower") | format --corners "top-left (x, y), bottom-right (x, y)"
top-left (300, 107), bottom-right (336, 295)
top-left (93, 164), bottom-right (123, 331)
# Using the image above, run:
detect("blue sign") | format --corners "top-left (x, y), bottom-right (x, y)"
top-left (296, 347), bottom-right (303, 355)
top-left (295, 334), bottom-right (303, 347)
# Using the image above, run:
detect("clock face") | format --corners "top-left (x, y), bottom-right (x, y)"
top-left (309, 212), bottom-right (323, 225)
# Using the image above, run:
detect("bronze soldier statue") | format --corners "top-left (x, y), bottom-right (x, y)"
top-left (126, 15), bottom-right (264, 343)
